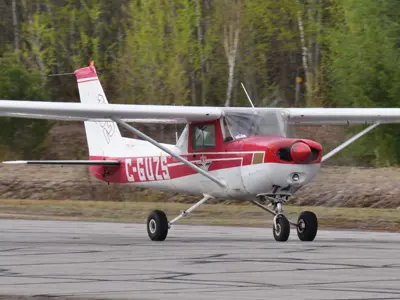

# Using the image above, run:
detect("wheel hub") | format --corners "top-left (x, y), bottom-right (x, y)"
top-left (149, 219), bottom-right (157, 234)
top-left (275, 223), bottom-right (281, 235)
top-left (298, 219), bottom-right (305, 233)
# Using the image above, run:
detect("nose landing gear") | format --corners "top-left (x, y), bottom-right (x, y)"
top-left (251, 194), bottom-right (318, 242)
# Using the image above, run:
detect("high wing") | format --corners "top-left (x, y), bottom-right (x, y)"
top-left (0, 100), bottom-right (221, 123)
top-left (222, 107), bottom-right (400, 125)
top-left (0, 101), bottom-right (400, 125)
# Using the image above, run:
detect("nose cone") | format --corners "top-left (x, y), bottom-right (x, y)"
top-left (290, 142), bottom-right (312, 163)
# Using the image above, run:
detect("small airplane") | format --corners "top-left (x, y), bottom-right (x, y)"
top-left (1, 62), bottom-right (400, 242)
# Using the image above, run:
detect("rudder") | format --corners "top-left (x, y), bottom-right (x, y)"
top-left (74, 62), bottom-right (123, 157)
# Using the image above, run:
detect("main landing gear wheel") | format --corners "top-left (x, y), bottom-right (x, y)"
top-left (273, 214), bottom-right (290, 242)
top-left (297, 211), bottom-right (318, 241)
top-left (147, 210), bottom-right (169, 241)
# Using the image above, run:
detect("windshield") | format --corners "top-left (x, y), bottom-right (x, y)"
top-left (224, 110), bottom-right (287, 139)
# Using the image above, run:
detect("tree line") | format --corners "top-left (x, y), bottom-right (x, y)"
top-left (1, 0), bottom-right (400, 165)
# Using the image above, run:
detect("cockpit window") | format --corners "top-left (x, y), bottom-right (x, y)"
top-left (192, 124), bottom-right (216, 150)
top-left (224, 110), bottom-right (287, 139)
top-left (176, 125), bottom-right (189, 152)
top-left (222, 118), bottom-right (234, 143)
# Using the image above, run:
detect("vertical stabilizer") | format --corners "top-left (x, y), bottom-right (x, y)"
top-left (74, 63), bottom-right (123, 157)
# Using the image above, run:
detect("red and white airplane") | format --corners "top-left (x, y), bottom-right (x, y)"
top-left (1, 63), bottom-right (400, 242)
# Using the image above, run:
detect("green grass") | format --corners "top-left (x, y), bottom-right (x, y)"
top-left (0, 199), bottom-right (399, 231)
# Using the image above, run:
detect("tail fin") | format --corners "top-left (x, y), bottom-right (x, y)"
top-left (74, 62), bottom-right (123, 157)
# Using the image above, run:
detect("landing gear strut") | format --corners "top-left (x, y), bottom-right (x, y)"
top-left (251, 194), bottom-right (318, 242)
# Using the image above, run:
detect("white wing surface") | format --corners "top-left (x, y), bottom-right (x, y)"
top-left (1, 101), bottom-right (400, 125)
top-left (0, 61), bottom-right (399, 125)
top-left (0, 100), bottom-right (221, 123)
top-left (284, 107), bottom-right (400, 124)
top-left (222, 107), bottom-right (400, 125)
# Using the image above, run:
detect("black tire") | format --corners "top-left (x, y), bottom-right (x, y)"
top-left (297, 211), bottom-right (318, 241)
top-left (272, 214), bottom-right (290, 242)
top-left (147, 210), bottom-right (169, 241)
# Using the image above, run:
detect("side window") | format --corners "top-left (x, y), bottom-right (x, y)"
top-left (192, 124), bottom-right (216, 150)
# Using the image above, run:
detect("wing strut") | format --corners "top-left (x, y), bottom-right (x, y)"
top-left (321, 122), bottom-right (380, 162)
top-left (112, 117), bottom-right (227, 188)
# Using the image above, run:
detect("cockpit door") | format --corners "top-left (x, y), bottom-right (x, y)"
top-left (188, 119), bottom-right (246, 198)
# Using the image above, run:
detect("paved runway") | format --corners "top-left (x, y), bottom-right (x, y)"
top-left (1, 220), bottom-right (400, 300)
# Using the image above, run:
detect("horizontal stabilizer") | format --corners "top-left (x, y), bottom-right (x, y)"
top-left (2, 160), bottom-right (121, 166)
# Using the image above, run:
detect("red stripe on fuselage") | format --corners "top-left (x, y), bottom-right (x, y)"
top-left (87, 136), bottom-right (322, 184)
top-left (88, 152), bottom-right (257, 183)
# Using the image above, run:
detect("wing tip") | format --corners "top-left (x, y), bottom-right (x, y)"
top-left (2, 160), bottom-right (27, 164)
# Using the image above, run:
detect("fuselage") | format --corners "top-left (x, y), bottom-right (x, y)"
top-left (88, 135), bottom-right (322, 200)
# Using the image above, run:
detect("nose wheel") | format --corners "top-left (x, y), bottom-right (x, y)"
top-left (252, 195), bottom-right (319, 242)
top-left (272, 214), bottom-right (290, 242)
top-left (296, 211), bottom-right (318, 241)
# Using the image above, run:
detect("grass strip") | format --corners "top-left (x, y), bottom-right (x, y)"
top-left (0, 199), bottom-right (399, 231)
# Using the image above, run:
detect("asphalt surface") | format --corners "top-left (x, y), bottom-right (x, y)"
top-left (1, 220), bottom-right (400, 300)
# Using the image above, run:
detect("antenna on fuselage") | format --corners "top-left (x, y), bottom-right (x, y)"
top-left (47, 72), bottom-right (75, 77)
top-left (241, 82), bottom-right (256, 113)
